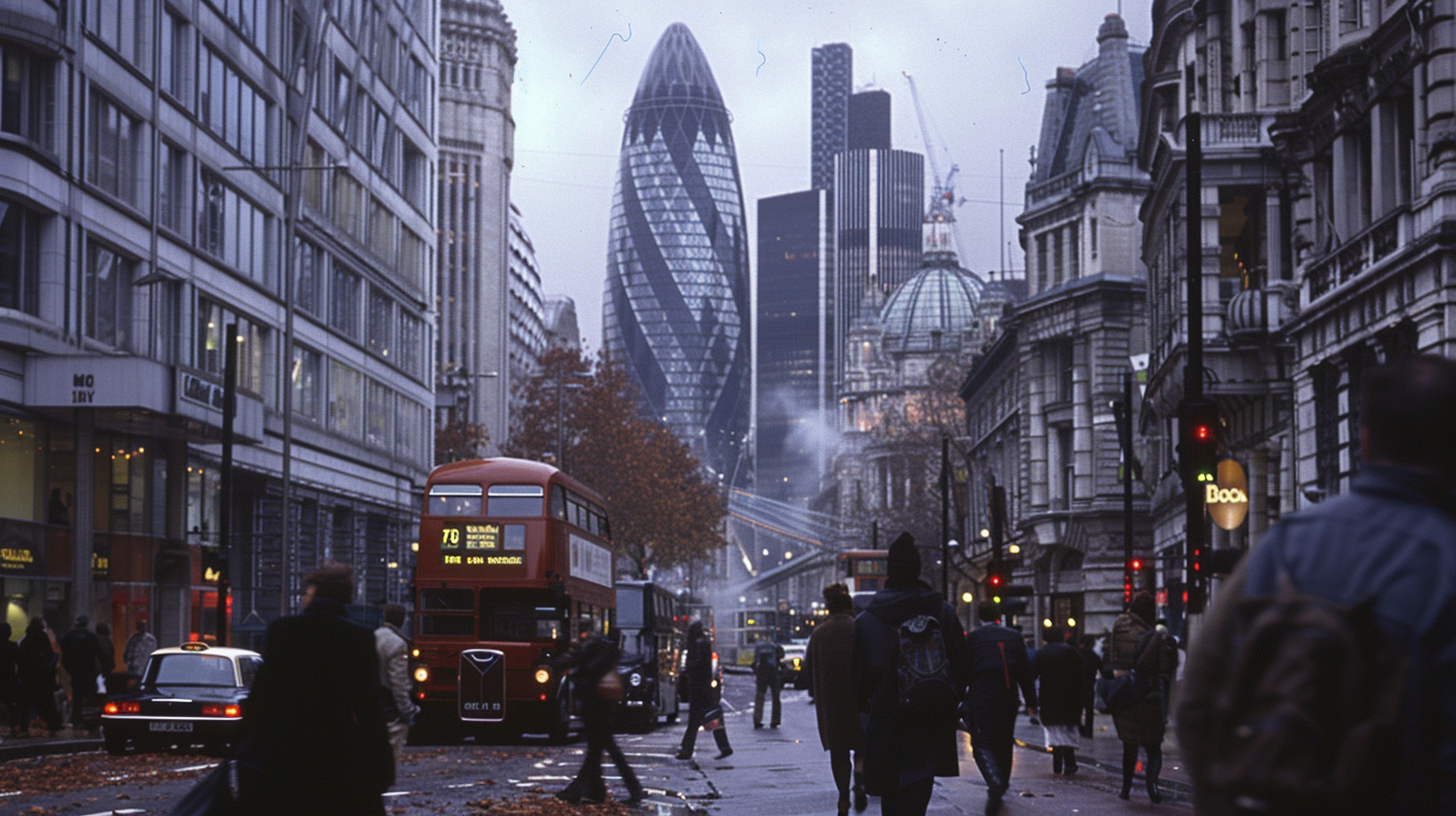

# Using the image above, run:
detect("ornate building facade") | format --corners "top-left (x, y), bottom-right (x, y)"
top-left (436, 0), bottom-right (516, 450)
top-left (602, 23), bottom-right (751, 480)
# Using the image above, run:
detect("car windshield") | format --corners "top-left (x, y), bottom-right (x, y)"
top-left (148, 654), bottom-right (238, 687)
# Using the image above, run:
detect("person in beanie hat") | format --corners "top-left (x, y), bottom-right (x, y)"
top-left (853, 534), bottom-right (970, 816)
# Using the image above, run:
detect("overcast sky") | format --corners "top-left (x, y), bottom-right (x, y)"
top-left (506, 1), bottom-right (1154, 351)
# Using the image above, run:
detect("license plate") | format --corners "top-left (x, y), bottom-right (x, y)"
top-left (149, 721), bottom-right (194, 733)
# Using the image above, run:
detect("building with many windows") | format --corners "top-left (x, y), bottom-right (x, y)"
top-left (0, 0), bottom-right (437, 649)
top-left (506, 202), bottom-right (545, 379)
top-left (435, 0), bottom-right (515, 451)
top-left (602, 23), bottom-right (751, 480)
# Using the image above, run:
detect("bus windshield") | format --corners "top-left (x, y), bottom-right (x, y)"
top-left (617, 590), bottom-right (645, 630)
top-left (481, 588), bottom-right (561, 641)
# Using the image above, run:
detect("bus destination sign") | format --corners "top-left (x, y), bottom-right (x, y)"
top-left (438, 523), bottom-right (524, 567)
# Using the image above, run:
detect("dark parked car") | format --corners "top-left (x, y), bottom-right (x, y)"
top-left (102, 642), bottom-right (261, 755)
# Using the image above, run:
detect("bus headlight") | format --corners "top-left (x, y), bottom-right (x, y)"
top-left (629, 672), bottom-right (642, 687)
top-left (534, 668), bottom-right (551, 684)
top-left (410, 648), bottom-right (420, 659)
top-left (413, 665), bottom-right (430, 684)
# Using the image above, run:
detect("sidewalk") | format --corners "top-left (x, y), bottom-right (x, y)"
top-left (0, 724), bottom-right (103, 762)
top-left (1013, 714), bottom-right (1191, 795)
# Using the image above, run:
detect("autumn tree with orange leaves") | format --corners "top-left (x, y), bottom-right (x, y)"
top-left (504, 346), bottom-right (726, 575)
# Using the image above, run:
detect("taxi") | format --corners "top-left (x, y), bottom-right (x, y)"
top-left (102, 642), bottom-right (262, 755)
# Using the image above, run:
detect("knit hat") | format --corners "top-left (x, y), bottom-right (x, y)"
top-left (886, 533), bottom-right (921, 584)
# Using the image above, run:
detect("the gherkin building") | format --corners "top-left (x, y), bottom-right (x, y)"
top-left (603, 23), bottom-right (750, 481)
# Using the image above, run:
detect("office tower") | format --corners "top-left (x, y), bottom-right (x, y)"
top-left (0, 0), bottom-right (438, 638)
top-left (543, 295), bottom-right (581, 351)
top-left (756, 190), bottom-right (833, 501)
top-left (438, 0), bottom-right (517, 449)
top-left (811, 43), bottom-right (852, 190)
top-left (849, 90), bottom-right (891, 150)
top-left (507, 203), bottom-right (546, 379)
top-left (603, 23), bottom-right (751, 480)
top-left (833, 149), bottom-right (925, 390)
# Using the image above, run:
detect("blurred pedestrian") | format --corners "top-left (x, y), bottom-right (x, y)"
top-left (1180, 354), bottom-right (1456, 814)
top-left (1033, 626), bottom-right (1084, 775)
top-left (374, 604), bottom-right (418, 762)
top-left (806, 583), bottom-right (866, 815)
top-left (94, 622), bottom-right (115, 679)
top-left (123, 621), bottom-right (156, 677)
top-left (1107, 591), bottom-right (1176, 803)
top-left (237, 562), bottom-right (394, 815)
top-left (854, 533), bottom-right (970, 816)
top-left (1075, 635), bottom-right (1101, 738)
top-left (0, 623), bottom-right (20, 736)
top-left (965, 601), bottom-right (1037, 815)
top-left (58, 615), bottom-right (102, 729)
top-left (676, 620), bottom-right (732, 760)
top-left (752, 637), bottom-right (784, 729)
top-left (555, 635), bottom-right (644, 805)
top-left (17, 618), bottom-right (60, 734)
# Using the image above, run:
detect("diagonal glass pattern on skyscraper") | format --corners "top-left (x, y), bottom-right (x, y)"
top-left (604, 23), bottom-right (750, 478)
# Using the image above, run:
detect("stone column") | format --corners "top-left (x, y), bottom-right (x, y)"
top-left (72, 410), bottom-right (94, 624)
top-left (1249, 442), bottom-right (1269, 549)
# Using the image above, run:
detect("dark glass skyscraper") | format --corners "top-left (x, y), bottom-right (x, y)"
top-left (848, 90), bottom-right (891, 150)
top-left (756, 190), bottom-right (833, 501)
top-left (811, 43), bottom-right (852, 190)
top-left (604, 23), bottom-right (750, 480)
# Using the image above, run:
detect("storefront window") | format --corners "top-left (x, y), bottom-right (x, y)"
top-left (186, 461), bottom-right (220, 546)
top-left (0, 419), bottom-right (36, 521)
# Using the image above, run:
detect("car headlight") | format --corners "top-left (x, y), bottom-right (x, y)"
top-left (629, 672), bottom-right (642, 687)
top-left (413, 665), bottom-right (430, 684)
top-left (534, 668), bottom-right (551, 684)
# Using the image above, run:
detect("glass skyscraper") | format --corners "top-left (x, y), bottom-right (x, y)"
top-left (603, 23), bottom-right (750, 480)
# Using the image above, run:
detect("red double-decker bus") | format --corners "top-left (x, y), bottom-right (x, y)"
top-left (413, 458), bottom-right (616, 739)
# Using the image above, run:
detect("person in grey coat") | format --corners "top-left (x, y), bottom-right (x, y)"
top-left (854, 534), bottom-right (971, 816)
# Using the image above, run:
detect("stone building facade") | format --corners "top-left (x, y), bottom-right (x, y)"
top-left (436, 0), bottom-right (515, 450)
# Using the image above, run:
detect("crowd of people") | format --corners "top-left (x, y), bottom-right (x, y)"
top-left (0, 614), bottom-right (154, 736)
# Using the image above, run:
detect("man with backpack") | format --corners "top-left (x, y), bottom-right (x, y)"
top-left (853, 533), bottom-right (970, 816)
top-left (964, 601), bottom-right (1037, 815)
top-left (1179, 354), bottom-right (1456, 815)
top-left (752, 638), bottom-right (785, 729)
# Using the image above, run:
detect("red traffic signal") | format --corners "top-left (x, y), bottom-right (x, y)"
top-left (1130, 558), bottom-right (1143, 571)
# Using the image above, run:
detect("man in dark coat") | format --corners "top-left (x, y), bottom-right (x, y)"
top-left (1180, 355), bottom-right (1456, 815)
top-left (17, 619), bottom-right (60, 734)
top-left (752, 638), bottom-right (784, 729)
top-left (555, 635), bottom-right (644, 805)
top-left (806, 583), bottom-right (865, 815)
top-left (1075, 635), bottom-right (1102, 738)
top-left (58, 615), bottom-right (102, 728)
top-left (677, 620), bottom-right (732, 760)
top-left (0, 623), bottom-right (21, 736)
top-left (1108, 591), bottom-right (1176, 803)
top-left (965, 601), bottom-right (1037, 815)
top-left (854, 533), bottom-right (971, 816)
top-left (237, 562), bottom-right (394, 815)
top-left (1032, 626), bottom-right (1085, 775)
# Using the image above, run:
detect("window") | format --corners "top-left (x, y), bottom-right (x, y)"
top-left (332, 173), bottom-right (364, 238)
top-left (329, 266), bottom-right (361, 337)
top-left (328, 360), bottom-right (362, 439)
top-left (197, 169), bottom-right (271, 285)
top-left (1, 46), bottom-right (55, 148)
top-left (367, 287), bottom-right (393, 358)
top-left (87, 0), bottom-right (150, 70)
top-left (1035, 233), bottom-right (1049, 292)
top-left (239, 319), bottom-right (275, 407)
top-left (296, 239), bottom-right (326, 316)
top-left (427, 484), bottom-right (481, 516)
top-left (1067, 223), bottom-right (1079, 279)
top-left (88, 92), bottom-right (143, 206)
top-left (368, 197), bottom-right (395, 261)
top-left (479, 589), bottom-right (555, 642)
top-left (290, 345), bottom-right (322, 420)
top-left (159, 10), bottom-right (187, 98)
top-left (1089, 217), bottom-right (1098, 261)
top-left (158, 142), bottom-right (187, 232)
top-left (86, 242), bottom-right (133, 349)
top-left (402, 140), bottom-right (427, 211)
top-left (220, 0), bottom-right (270, 46)
top-left (331, 60), bottom-right (351, 133)
top-left (198, 46), bottom-right (269, 166)
top-left (1050, 339), bottom-right (1074, 403)
top-left (399, 228), bottom-right (425, 289)
top-left (486, 485), bottom-right (544, 517)
top-left (1313, 361), bottom-right (1341, 494)
top-left (0, 199), bottom-right (41, 316)
top-left (195, 297), bottom-right (223, 373)
top-left (396, 311), bottom-right (422, 378)
top-left (303, 140), bottom-right (329, 212)
top-left (395, 397), bottom-right (424, 464)
top-left (365, 379), bottom-right (391, 450)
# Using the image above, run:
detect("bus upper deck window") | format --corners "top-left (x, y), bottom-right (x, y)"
top-left (550, 485), bottom-right (567, 520)
top-left (487, 484), bottom-right (544, 517)
top-left (428, 484), bottom-right (482, 516)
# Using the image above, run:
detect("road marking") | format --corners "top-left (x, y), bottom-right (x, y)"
top-left (76, 810), bottom-right (147, 816)
top-left (383, 791), bottom-right (415, 797)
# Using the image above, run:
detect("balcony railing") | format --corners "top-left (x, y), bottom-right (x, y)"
top-left (1306, 209), bottom-right (1404, 301)
top-left (1175, 113), bottom-right (1273, 148)
top-left (1026, 168), bottom-right (1083, 206)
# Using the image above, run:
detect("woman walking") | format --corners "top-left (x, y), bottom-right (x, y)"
top-left (1107, 591), bottom-right (1177, 803)
top-left (1032, 626), bottom-right (1086, 775)
top-left (17, 619), bottom-right (61, 734)
top-left (555, 635), bottom-right (644, 805)
top-left (676, 620), bottom-right (732, 760)
top-left (805, 583), bottom-right (866, 815)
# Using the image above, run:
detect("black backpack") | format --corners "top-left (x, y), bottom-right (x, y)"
top-left (753, 643), bottom-right (777, 676)
top-left (894, 614), bottom-right (958, 716)
top-left (1183, 581), bottom-right (1406, 815)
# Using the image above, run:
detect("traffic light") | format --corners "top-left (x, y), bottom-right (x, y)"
top-left (1124, 557), bottom-right (1146, 607)
top-left (986, 559), bottom-right (1006, 602)
top-left (1178, 399), bottom-right (1220, 487)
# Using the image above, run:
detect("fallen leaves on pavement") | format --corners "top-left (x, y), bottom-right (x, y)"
top-left (467, 795), bottom-right (637, 815)
top-left (0, 753), bottom-right (211, 795)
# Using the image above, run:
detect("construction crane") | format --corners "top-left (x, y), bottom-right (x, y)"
top-left (903, 71), bottom-right (967, 258)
